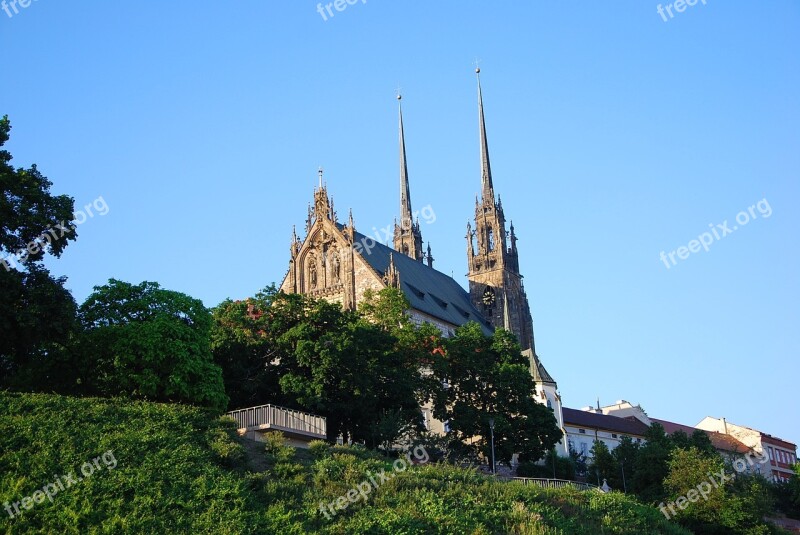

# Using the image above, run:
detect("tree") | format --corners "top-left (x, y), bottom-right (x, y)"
top-left (430, 322), bottom-right (561, 465)
top-left (611, 435), bottom-right (640, 492)
top-left (589, 439), bottom-right (616, 487)
top-left (665, 447), bottom-right (775, 534)
top-left (210, 285), bottom-right (284, 410)
top-left (631, 422), bottom-right (673, 503)
top-left (0, 116), bottom-right (78, 387)
top-left (262, 291), bottom-right (422, 446)
top-left (78, 279), bottom-right (228, 412)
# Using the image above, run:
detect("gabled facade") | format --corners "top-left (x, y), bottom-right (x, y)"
top-left (696, 416), bottom-right (798, 483)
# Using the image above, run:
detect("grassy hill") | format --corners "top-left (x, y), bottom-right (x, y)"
top-left (0, 391), bottom-right (691, 534)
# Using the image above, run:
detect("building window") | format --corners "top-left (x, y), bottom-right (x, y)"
top-left (579, 429), bottom-right (586, 434)
top-left (768, 447), bottom-right (774, 461)
top-left (612, 434), bottom-right (618, 439)
top-left (547, 399), bottom-right (552, 409)
top-left (443, 421), bottom-right (451, 433)
top-left (422, 410), bottom-right (430, 431)
top-left (580, 442), bottom-right (588, 456)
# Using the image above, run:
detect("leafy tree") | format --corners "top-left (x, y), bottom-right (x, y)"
top-left (773, 463), bottom-right (800, 520)
top-left (665, 447), bottom-right (775, 534)
top-left (611, 435), bottom-right (640, 493)
top-left (589, 439), bottom-right (617, 487)
top-left (210, 285), bottom-right (284, 410)
top-left (632, 422), bottom-right (673, 503)
top-left (517, 448), bottom-right (577, 480)
top-left (0, 116), bottom-right (78, 387)
top-left (78, 279), bottom-right (228, 412)
top-left (670, 429), bottom-right (716, 457)
top-left (264, 291), bottom-right (422, 446)
top-left (430, 322), bottom-right (561, 465)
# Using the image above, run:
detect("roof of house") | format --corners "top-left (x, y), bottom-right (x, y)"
top-left (652, 418), bottom-right (752, 454)
top-left (562, 407), bottom-right (650, 437)
top-left (353, 230), bottom-right (494, 334)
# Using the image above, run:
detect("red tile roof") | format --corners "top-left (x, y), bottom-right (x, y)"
top-left (652, 418), bottom-right (751, 454)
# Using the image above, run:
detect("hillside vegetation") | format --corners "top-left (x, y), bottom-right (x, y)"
top-left (0, 391), bottom-right (691, 534)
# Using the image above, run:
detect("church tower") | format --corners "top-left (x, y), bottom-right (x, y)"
top-left (393, 95), bottom-right (424, 262)
top-left (466, 69), bottom-right (535, 352)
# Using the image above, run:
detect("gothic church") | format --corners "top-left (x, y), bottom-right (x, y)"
top-left (279, 70), bottom-right (565, 446)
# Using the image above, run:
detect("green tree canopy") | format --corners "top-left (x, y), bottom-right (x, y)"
top-left (79, 279), bottom-right (228, 412)
top-left (431, 322), bottom-right (562, 465)
top-left (0, 116), bottom-right (78, 387)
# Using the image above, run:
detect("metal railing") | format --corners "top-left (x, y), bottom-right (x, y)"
top-left (510, 478), bottom-right (598, 491)
top-left (226, 404), bottom-right (327, 438)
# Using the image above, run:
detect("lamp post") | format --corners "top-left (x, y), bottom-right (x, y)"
top-left (620, 460), bottom-right (627, 493)
top-left (489, 417), bottom-right (496, 475)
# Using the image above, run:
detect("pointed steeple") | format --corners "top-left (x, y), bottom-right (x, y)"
top-left (476, 68), bottom-right (494, 200)
top-left (398, 95), bottom-right (413, 225)
top-left (393, 93), bottom-right (424, 262)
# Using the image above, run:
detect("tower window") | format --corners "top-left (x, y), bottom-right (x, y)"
top-left (487, 227), bottom-right (495, 251)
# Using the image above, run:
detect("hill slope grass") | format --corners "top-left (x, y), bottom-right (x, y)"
top-left (0, 392), bottom-right (690, 534)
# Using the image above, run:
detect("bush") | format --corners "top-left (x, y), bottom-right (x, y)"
top-left (309, 440), bottom-right (331, 460)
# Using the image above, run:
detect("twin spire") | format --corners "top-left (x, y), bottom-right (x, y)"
top-left (309, 71), bottom-right (497, 271)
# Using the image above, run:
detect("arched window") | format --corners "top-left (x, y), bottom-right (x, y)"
top-left (487, 226), bottom-right (495, 251)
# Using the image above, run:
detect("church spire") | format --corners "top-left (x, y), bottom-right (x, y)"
top-left (393, 93), bottom-right (424, 262)
top-left (398, 95), bottom-right (413, 225)
top-left (476, 68), bottom-right (494, 200)
top-left (467, 67), bottom-right (535, 353)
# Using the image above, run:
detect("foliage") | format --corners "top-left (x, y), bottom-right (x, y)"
top-left (517, 449), bottom-right (577, 480)
top-left (772, 463), bottom-right (800, 519)
top-left (0, 391), bottom-right (260, 533)
top-left (78, 279), bottom-right (228, 412)
top-left (0, 116), bottom-right (78, 387)
top-left (210, 285), bottom-right (284, 410)
top-left (0, 391), bottom-right (692, 534)
top-left (430, 322), bottom-right (562, 466)
top-left (589, 439), bottom-right (617, 487)
top-left (610, 435), bottom-right (639, 493)
top-left (631, 422), bottom-right (673, 503)
top-left (212, 288), bottom-right (431, 446)
top-left (664, 447), bottom-right (779, 535)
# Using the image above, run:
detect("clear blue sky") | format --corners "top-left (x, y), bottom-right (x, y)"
top-left (2, 2), bottom-right (798, 444)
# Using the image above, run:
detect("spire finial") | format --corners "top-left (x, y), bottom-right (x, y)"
top-left (318, 167), bottom-right (324, 188)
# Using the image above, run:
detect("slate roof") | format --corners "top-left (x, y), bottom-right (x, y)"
top-left (562, 407), bottom-right (650, 437)
top-left (352, 230), bottom-right (493, 334)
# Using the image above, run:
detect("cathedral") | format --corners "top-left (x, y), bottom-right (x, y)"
top-left (279, 70), bottom-right (566, 451)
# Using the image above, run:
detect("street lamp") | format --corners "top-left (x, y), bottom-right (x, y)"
top-left (489, 417), bottom-right (496, 475)
top-left (620, 460), bottom-right (627, 493)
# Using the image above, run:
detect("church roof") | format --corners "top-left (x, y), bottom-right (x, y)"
top-left (352, 230), bottom-right (493, 334)
top-left (524, 349), bottom-right (556, 385)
